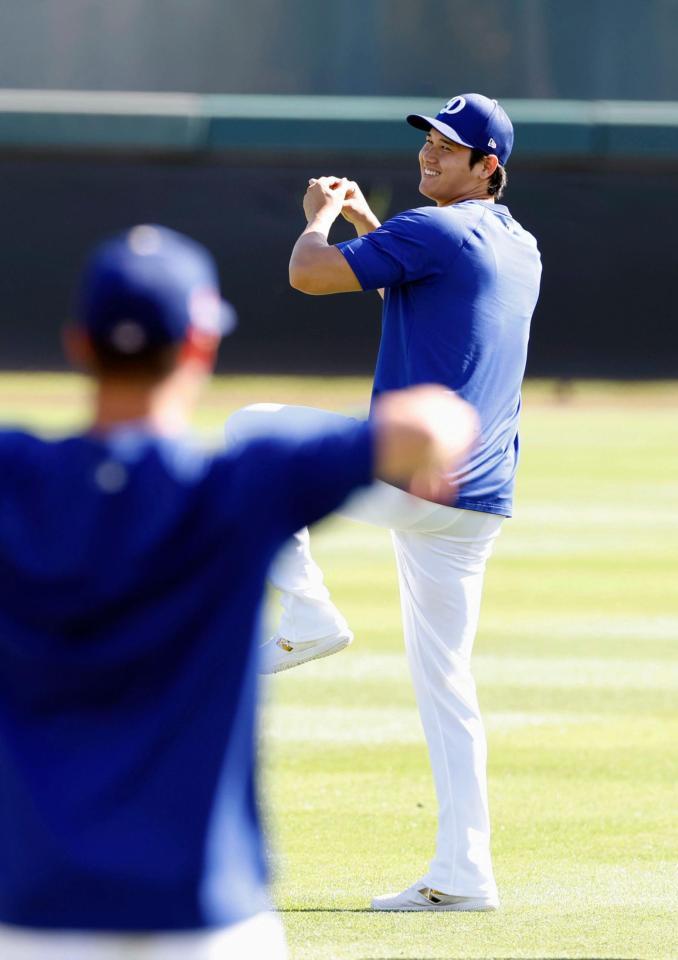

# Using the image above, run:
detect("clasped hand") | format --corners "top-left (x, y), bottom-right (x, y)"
top-left (303, 176), bottom-right (372, 227)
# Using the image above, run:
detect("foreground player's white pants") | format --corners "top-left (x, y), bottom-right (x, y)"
top-left (226, 404), bottom-right (503, 900)
top-left (0, 911), bottom-right (288, 959)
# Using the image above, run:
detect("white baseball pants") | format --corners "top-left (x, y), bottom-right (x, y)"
top-left (0, 911), bottom-right (288, 959)
top-left (226, 404), bottom-right (503, 899)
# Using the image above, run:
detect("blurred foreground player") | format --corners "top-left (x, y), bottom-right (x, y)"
top-left (0, 225), bottom-right (479, 957)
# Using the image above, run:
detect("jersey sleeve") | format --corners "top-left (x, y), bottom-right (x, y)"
top-left (218, 418), bottom-right (375, 542)
top-left (336, 207), bottom-right (467, 291)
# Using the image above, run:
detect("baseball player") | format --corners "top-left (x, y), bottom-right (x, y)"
top-left (0, 224), bottom-right (479, 957)
top-left (228, 94), bottom-right (542, 912)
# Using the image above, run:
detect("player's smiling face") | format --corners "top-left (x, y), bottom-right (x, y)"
top-left (418, 129), bottom-right (479, 206)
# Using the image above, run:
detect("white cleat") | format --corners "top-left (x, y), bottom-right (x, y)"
top-left (259, 631), bottom-right (353, 675)
top-left (371, 881), bottom-right (499, 912)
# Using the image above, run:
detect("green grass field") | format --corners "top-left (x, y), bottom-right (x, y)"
top-left (2, 374), bottom-right (677, 959)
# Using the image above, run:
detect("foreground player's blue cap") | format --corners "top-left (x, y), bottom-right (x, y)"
top-left (78, 225), bottom-right (236, 353)
top-left (407, 93), bottom-right (514, 166)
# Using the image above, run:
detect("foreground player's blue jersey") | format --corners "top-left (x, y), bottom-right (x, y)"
top-left (338, 200), bottom-right (542, 516)
top-left (0, 422), bottom-right (373, 932)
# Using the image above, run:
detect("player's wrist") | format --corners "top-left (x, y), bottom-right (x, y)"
top-left (342, 205), bottom-right (380, 232)
top-left (352, 212), bottom-right (381, 236)
top-left (305, 208), bottom-right (339, 235)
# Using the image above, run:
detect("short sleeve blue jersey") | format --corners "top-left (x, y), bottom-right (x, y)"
top-left (337, 200), bottom-right (542, 517)
top-left (0, 421), bottom-right (373, 932)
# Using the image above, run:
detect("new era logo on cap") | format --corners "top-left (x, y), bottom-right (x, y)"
top-left (406, 93), bottom-right (514, 166)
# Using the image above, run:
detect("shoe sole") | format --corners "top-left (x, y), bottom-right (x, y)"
top-left (371, 899), bottom-right (499, 912)
top-left (267, 634), bottom-right (353, 675)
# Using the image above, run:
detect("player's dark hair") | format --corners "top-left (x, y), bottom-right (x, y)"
top-left (87, 339), bottom-right (182, 379)
top-left (469, 148), bottom-right (507, 199)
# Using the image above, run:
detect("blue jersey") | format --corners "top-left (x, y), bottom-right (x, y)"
top-left (0, 421), bottom-right (373, 932)
top-left (338, 200), bottom-right (541, 516)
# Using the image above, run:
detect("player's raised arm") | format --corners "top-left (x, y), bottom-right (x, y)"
top-left (289, 176), bottom-right (364, 295)
top-left (340, 180), bottom-right (382, 237)
top-left (372, 385), bottom-right (479, 503)
top-left (340, 180), bottom-right (385, 298)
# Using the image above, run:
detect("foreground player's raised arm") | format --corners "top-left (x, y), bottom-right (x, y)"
top-left (267, 385), bottom-right (479, 536)
top-left (224, 386), bottom-right (478, 544)
top-left (372, 386), bottom-right (479, 503)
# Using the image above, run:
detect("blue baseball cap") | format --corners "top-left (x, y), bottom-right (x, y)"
top-left (407, 93), bottom-right (514, 166)
top-left (77, 225), bottom-right (236, 354)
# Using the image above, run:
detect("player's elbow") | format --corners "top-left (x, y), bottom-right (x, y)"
top-left (289, 263), bottom-right (330, 295)
top-left (289, 262), bottom-right (313, 293)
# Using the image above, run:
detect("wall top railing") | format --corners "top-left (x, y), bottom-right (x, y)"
top-left (1, 90), bottom-right (677, 157)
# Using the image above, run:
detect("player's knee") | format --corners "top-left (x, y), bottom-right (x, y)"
top-left (224, 403), bottom-right (286, 444)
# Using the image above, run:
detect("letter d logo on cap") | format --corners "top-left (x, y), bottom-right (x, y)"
top-left (440, 96), bottom-right (466, 115)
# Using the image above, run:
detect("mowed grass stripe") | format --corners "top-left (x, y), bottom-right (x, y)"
top-left (269, 650), bottom-right (678, 689)
top-left (263, 705), bottom-right (598, 743)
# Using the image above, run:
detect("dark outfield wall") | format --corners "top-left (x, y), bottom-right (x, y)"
top-left (0, 151), bottom-right (676, 377)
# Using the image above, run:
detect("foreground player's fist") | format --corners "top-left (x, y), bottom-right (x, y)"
top-left (372, 386), bottom-right (479, 503)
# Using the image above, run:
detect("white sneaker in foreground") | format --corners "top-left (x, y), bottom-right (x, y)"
top-left (259, 631), bottom-right (353, 675)
top-left (371, 881), bottom-right (499, 912)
